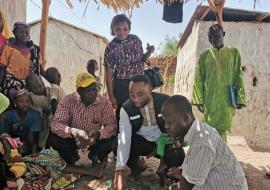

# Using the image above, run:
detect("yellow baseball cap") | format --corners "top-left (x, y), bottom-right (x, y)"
top-left (76, 72), bottom-right (97, 89)
top-left (0, 93), bottom-right (10, 114)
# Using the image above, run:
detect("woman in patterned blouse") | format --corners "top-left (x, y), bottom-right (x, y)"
top-left (104, 14), bottom-right (155, 122)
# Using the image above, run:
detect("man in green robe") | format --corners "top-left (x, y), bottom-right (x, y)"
top-left (191, 24), bottom-right (246, 141)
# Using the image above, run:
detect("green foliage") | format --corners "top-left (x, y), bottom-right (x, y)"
top-left (158, 33), bottom-right (182, 56)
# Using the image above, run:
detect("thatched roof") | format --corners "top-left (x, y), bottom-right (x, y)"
top-left (66, 0), bottom-right (260, 12)
top-left (66, 0), bottom-right (184, 11)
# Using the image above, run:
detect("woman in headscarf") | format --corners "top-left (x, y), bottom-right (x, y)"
top-left (0, 22), bottom-right (45, 80)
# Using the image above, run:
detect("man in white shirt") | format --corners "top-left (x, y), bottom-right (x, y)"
top-left (113, 75), bottom-right (185, 190)
top-left (161, 95), bottom-right (248, 190)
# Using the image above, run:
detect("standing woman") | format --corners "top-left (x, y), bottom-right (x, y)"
top-left (104, 14), bottom-right (154, 121)
top-left (0, 22), bottom-right (45, 80)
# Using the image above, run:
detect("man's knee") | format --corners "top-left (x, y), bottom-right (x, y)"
top-left (48, 134), bottom-right (78, 164)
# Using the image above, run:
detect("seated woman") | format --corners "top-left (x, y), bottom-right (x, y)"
top-left (1, 89), bottom-right (41, 156)
top-left (0, 22), bottom-right (45, 80)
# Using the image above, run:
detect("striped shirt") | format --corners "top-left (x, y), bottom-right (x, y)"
top-left (182, 119), bottom-right (248, 190)
top-left (51, 92), bottom-right (117, 139)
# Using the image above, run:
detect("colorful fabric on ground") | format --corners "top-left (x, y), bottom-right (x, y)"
top-left (21, 149), bottom-right (78, 190)
top-left (9, 161), bottom-right (27, 178)
top-left (0, 135), bottom-right (26, 179)
top-left (191, 46), bottom-right (246, 132)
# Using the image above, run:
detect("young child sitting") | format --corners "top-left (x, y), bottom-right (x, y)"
top-left (1, 89), bottom-right (41, 156)
top-left (25, 74), bottom-right (51, 149)
top-left (45, 67), bottom-right (66, 115)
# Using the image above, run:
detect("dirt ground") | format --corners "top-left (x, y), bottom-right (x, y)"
top-left (74, 136), bottom-right (270, 190)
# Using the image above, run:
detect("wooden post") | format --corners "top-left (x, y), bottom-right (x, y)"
top-left (161, 56), bottom-right (173, 93)
top-left (39, 0), bottom-right (51, 68)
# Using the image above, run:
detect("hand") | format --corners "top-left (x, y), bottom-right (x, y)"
top-left (88, 131), bottom-right (100, 147)
top-left (70, 128), bottom-right (89, 149)
top-left (109, 94), bottom-right (118, 109)
top-left (146, 43), bottom-right (155, 54)
top-left (70, 128), bottom-right (89, 140)
top-left (88, 137), bottom-right (96, 147)
top-left (167, 167), bottom-right (182, 180)
top-left (113, 171), bottom-right (125, 190)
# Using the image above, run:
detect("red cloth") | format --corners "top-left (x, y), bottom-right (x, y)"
top-left (51, 92), bottom-right (117, 139)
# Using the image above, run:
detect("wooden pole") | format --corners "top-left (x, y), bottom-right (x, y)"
top-left (39, 0), bottom-right (51, 68)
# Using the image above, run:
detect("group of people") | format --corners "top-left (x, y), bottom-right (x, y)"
top-left (0, 12), bottom-right (249, 190)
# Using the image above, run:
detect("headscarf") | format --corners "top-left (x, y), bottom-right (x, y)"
top-left (10, 88), bottom-right (30, 100)
top-left (13, 22), bottom-right (30, 31)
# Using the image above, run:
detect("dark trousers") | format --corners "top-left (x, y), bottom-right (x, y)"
top-left (127, 134), bottom-right (185, 171)
top-left (113, 79), bottom-right (131, 124)
top-left (49, 133), bottom-right (116, 164)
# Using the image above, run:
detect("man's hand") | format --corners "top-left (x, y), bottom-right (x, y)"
top-left (146, 43), bottom-right (155, 54)
top-left (70, 128), bottom-right (89, 139)
top-left (87, 131), bottom-right (101, 147)
top-left (167, 167), bottom-right (182, 180)
top-left (70, 128), bottom-right (89, 149)
top-left (113, 170), bottom-right (125, 190)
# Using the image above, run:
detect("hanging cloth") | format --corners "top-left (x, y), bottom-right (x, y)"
top-left (162, 0), bottom-right (184, 23)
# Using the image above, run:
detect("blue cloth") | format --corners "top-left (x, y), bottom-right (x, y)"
top-left (1, 108), bottom-right (41, 139)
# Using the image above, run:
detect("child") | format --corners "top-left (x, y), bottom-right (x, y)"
top-left (86, 59), bottom-right (100, 82)
top-left (25, 74), bottom-right (51, 149)
top-left (45, 67), bottom-right (66, 115)
top-left (86, 59), bottom-right (102, 91)
top-left (2, 89), bottom-right (41, 156)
